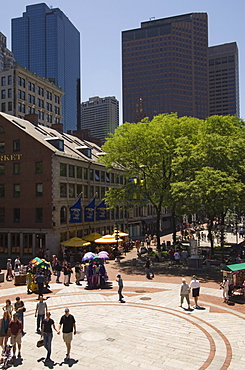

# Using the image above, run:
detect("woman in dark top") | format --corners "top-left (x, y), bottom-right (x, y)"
top-left (41, 312), bottom-right (57, 362)
top-left (0, 311), bottom-right (10, 348)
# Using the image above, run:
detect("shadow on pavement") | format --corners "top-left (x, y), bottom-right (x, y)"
top-left (59, 358), bottom-right (78, 367)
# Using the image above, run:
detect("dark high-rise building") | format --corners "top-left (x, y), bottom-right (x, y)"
top-left (81, 96), bottom-right (119, 144)
top-left (11, 3), bottom-right (80, 131)
top-left (122, 13), bottom-right (208, 123)
top-left (208, 42), bottom-right (239, 117)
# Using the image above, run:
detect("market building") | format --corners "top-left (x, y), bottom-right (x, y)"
top-left (0, 113), bottom-right (167, 262)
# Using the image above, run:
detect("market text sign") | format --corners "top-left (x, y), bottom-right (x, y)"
top-left (0, 154), bottom-right (23, 161)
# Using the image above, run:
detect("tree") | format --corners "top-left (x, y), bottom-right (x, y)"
top-left (99, 114), bottom-right (201, 248)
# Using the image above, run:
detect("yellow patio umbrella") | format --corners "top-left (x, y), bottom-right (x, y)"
top-left (83, 232), bottom-right (102, 242)
top-left (60, 237), bottom-right (91, 247)
top-left (95, 234), bottom-right (123, 244)
top-left (112, 230), bottom-right (129, 237)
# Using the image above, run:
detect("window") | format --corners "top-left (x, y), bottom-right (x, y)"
top-left (69, 165), bottom-right (75, 177)
top-left (77, 184), bottom-right (82, 196)
top-left (28, 82), bottom-right (35, 92)
top-left (76, 166), bottom-right (82, 178)
top-left (0, 142), bottom-right (4, 153)
top-left (69, 184), bottom-right (75, 198)
top-left (28, 94), bottom-right (35, 104)
top-left (13, 208), bottom-right (20, 223)
top-left (38, 111), bottom-right (44, 120)
top-left (1, 103), bottom-right (6, 112)
top-left (23, 233), bottom-right (33, 254)
top-left (95, 186), bottom-right (100, 198)
top-left (60, 206), bottom-right (67, 223)
top-left (60, 183), bottom-right (67, 197)
top-left (13, 163), bottom-right (20, 175)
top-left (46, 91), bottom-right (52, 100)
top-left (95, 170), bottom-right (100, 181)
top-left (38, 86), bottom-right (44, 96)
top-left (36, 208), bottom-right (43, 223)
top-left (101, 171), bottom-right (105, 182)
top-left (0, 208), bottom-right (4, 223)
top-left (90, 186), bottom-right (94, 198)
top-left (83, 184), bottom-right (88, 198)
top-left (13, 140), bottom-right (20, 152)
top-left (0, 184), bottom-right (5, 197)
top-left (90, 169), bottom-right (94, 181)
top-left (84, 168), bottom-right (88, 180)
top-left (0, 164), bottom-right (4, 175)
top-left (60, 163), bottom-right (67, 176)
top-left (36, 183), bottom-right (43, 197)
top-left (13, 184), bottom-right (20, 197)
top-left (1, 77), bottom-right (6, 86)
top-left (8, 76), bottom-right (12, 85)
top-left (54, 95), bottom-right (60, 104)
top-left (8, 102), bottom-right (12, 111)
top-left (1, 90), bottom-right (6, 99)
top-left (35, 162), bottom-right (43, 174)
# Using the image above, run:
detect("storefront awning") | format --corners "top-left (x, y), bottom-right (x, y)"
top-left (221, 263), bottom-right (245, 272)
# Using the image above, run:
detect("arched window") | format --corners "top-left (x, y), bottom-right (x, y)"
top-left (60, 206), bottom-right (67, 223)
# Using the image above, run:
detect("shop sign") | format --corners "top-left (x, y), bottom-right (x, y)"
top-left (0, 154), bottom-right (23, 161)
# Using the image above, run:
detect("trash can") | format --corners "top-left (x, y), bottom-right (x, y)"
top-left (132, 258), bottom-right (137, 266)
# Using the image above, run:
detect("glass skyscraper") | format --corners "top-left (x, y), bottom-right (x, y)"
top-left (12, 3), bottom-right (80, 131)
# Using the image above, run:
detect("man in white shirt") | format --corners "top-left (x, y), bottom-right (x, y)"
top-left (35, 295), bottom-right (47, 333)
top-left (189, 275), bottom-right (200, 308)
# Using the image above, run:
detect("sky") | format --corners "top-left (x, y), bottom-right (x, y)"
top-left (1, 0), bottom-right (245, 123)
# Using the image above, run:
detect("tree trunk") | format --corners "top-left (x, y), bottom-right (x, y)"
top-left (220, 213), bottom-right (226, 259)
top-left (207, 219), bottom-right (214, 256)
top-left (172, 207), bottom-right (177, 245)
top-left (156, 209), bottom-right (161, 250)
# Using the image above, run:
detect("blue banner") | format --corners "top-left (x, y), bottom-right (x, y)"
top-left (96, 199), bottom-right (107, 221)
top-left (84, 197), bottom-right (96, 222)
top-left (70, 197), bottom-right (82, 223)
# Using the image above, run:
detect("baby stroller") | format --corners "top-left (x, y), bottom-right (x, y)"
top-left (1, 344), bottom-right (12, 369)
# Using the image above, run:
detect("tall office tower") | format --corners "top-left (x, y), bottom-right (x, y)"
top-left (0, 32), bottom-right (14, 72)
top-left (11, 3), bottom-right (80, 131)
top-left (208, 42), bottom-right (239, 117)
top-left (81, 96), bottom-right (119, 143)
top-left (122, 13), bottom-right (208, 123)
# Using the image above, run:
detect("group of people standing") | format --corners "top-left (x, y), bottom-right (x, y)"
top-left (179, 275), bottom-right (201, 309)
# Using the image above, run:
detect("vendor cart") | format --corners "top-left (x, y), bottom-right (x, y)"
top-left (221, 263), bottom-right (245, 297)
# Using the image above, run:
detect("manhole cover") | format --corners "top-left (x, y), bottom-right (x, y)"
top-left (106, 338), bottom-right (115, 342)
top-left (135, 290), bottom-right (146, 293)
top-left (140, 297), bottom-right (152, 300)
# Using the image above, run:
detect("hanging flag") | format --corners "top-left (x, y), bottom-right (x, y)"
top-left (84, 196), bottom-right (96, 222)
top-left (70, 197), bottom-right (82, 223)
top-left (96, 199), bottom-right (107, 221)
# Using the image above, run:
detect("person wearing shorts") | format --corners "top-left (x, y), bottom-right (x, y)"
top-left (8, 313), bottom-right (22, 360)
top-left (190, 275), bottom-right (200, 308)
top-left (57, 308), bottom-right (76, 361)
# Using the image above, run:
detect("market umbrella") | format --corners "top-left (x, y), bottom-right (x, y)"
top-left (112, 230), bottom-right (129, 237)
top-left (29, 257), bottom-right (51, 269)
top-left (98, 251), bottom-right (109, 260)
top-left (82, 252), bottom-right (95, 261)
top-left (60, 237), bottom-right (91, 247)
top-left (83, 233), bottom-right (102, 242)
top-left (95, 234), bottom-right (123, 244)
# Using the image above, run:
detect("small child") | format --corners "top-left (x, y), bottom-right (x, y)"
top-left (116, 274), bottom-right (125, 303)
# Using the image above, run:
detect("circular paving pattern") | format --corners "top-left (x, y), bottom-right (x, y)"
top-left (23, 301), bottom-right (232, 370)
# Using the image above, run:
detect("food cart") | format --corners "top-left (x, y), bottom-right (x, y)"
top-left (221, 263), bottom-right (245, 297)
top-left (14, 266), bottom-right (27, 285)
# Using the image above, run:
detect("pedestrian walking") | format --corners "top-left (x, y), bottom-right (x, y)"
top-left (67, 263), bottom-right (73, 284)
top-left (35, 295), bottom-right (47, 333)
top-left (41, 311), bottom-right (57, 363)
top-left (6, 259), bottom-right (13, 281)
top-left (179, 278), bottom-right (190, 309)
top-left (144, 257), bottom-right (154, 279)
top-left (14, 297), bottom-right (25, 333)
top-left (221, 276), bottom-right (229, 303)
top-left (35, 271), bottom-right (45, 299)
top-left (75, 263), bottom-right (81, 285)
top-left (116, 274), bottom-right (125, 303)
top-left (0, 311), bottom-right (11, 349)
top-left (2, 300), bottom-right (13, 318)
top-left (55, 261), bottom-right (62, 283)
top-left (63, 263), bottom-right (69, 286)
top-left (189, 275), bottom-right (201, 308)
top-left (57, 308), bottom-right (76, 361)
top-left (8, 313), bottom-right (22, 360)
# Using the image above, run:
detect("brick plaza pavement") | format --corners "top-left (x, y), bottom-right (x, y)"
top-left (0, 250), bottom-right (245, 370)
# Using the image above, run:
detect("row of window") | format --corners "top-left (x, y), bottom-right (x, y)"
top-left (60, 163), bottom-right (123, 183)
top-left (0, 208), bottom-right (43, 223)
top-left (1, 76), bottom-right (12, 86)
top-left (0, 140), bottom-right (20, 153)
top-left (0, 183), bottom-right (43, 197)
top-left (0, 161), bottom-right (42, 175)
top-left (209, 56), bottom-right (235, 66)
